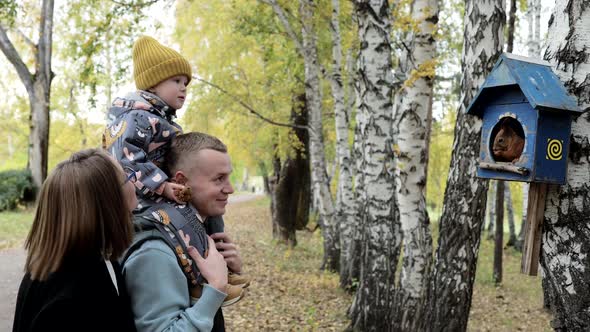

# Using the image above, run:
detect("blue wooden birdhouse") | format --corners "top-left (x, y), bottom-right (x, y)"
top-left (466, 53), bottom-right (582, 184)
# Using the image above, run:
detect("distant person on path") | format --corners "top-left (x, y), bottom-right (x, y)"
top-left (122, 132), bottom-right (248, 331)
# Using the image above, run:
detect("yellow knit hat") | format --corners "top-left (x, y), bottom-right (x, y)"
top-left (132, 36), bottom-right (192, 90)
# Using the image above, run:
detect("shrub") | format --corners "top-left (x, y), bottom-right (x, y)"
top-left (0, 169), bottom-right (35, 211)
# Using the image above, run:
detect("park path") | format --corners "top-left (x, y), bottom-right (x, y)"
top-left (0, 193), bottom-right (263, 332)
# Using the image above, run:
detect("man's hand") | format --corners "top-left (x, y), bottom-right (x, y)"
top-left (210, 232), bottom-right (243, 274)
top-left (188, 237), bottom-right (228, 292)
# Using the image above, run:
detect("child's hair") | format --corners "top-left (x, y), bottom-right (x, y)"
top-left (165, 132), bottom-right (227, 176)
top-left (25, 149), bottom-right (133, 281)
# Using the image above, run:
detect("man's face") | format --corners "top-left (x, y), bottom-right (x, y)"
top-left (182, 149), bottom-right (234, 218)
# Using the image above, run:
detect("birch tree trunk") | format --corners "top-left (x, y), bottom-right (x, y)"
top-left (500, 0), bottom-right (516, 250)
top-left (487, 179), bottom-right (496, 238)
top-left (505, 184), bottom-right (517, 246)
top-left (329, 0), bottom-right (356, 286)
top-left (0, 0), bottom-right (54, 190)
top-left (506, 0), bottom-right (516, 53)
top-left (541, 1), bottom-right (590, 329)
top-left (349, 0), bottom-right (399, 330)
top-left (533, 0), bottom-right (541, 54)
top-left (299, 0), bottom-right (339, 271)
top-left (345, 73), bottom-right (364, 289)
top-left (526, 0), bottom-right (541, 57)
top-left (261, 0), bottom-right (340, 271)
top-left (337, 52), bottom-right (357, 290)
top-left (392, 0), bottom-right (437, 329)
top-left (518, 0), bottom-right (540, 252)
top-left (424, 0), bottom-right (505, 330)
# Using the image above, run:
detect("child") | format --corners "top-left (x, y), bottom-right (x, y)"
top-left (103, 36), bottom-right (249, 304)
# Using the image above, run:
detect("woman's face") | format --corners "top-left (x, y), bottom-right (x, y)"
top-left (111, 158), bottom-right (138, 213)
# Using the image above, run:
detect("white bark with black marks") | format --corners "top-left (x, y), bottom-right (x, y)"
top-left (541, 1), bottom-right (590, 330)
top-left (505, 184), bottom-right (517, 246)
top-left (424, 0), bottom-right (505, 330)
top-left (332, 1), bottom-right (356, 284)
top-left (487, 179), bottom-right (496, 237)
top-left (349, 0), bottom-right (399, 330)
top-left (299, 0), bottom-right (339, 271)
top-left (392, 0), bottom-right (437, 329)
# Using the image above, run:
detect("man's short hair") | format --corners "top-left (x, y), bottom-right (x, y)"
top-left (166, 132), bottom-right (227, 175)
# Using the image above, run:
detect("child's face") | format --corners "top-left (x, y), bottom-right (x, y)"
top-left (150, 75), bottom-right (189, 110)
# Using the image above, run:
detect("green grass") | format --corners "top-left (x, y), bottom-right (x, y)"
top-left (0, 208), bottom-right (34, 249)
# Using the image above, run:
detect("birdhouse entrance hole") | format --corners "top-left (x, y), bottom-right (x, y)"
top-left (490, 117), bottom-right (525, 163)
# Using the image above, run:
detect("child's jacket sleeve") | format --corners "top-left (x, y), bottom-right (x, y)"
top-left (104, 108), bottom-right (176, 193)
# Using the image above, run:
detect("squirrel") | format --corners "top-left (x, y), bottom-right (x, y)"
top-left (492, 118), bottom-right (525, 163)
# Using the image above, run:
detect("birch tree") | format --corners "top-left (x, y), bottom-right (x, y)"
top-left (392, 0), bottom-right (438, 329)
top-left (0, 0), bottom-right (54, 189)
top-left (327, 0), bottom-right (355, 283)
top-left (501, 0), bottom-right (516, 249)
top-left (299, 0), bottom-right (339, 271)
top-left (345, 72), bottom-right (364, 288)
top-left (349, 0), bottom-right (399, 329)
top-left (259, 0), bottom-right (340, 270)
top-left (541, 1), bottom-right (590, 329)
top-left (518, 0), bottom-right (542, 251)
top-left (487, 179), bottom-right (496, 238)
top-left (424, 0), bottom-right (505, 330)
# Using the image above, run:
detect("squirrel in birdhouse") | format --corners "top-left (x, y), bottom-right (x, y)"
top-left (492, 117), bottom-right (525, 163)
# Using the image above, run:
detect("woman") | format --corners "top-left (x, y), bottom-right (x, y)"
top-left (12, 149), bottom-right (138, 332)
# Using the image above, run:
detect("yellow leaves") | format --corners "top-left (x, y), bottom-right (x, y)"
top-left (392, 143), bottom-right (401, 157)
top-left (402, 58), bottom-right (439, 88)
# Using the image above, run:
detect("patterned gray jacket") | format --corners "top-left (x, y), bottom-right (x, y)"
top-left (103, 90), bottom-right (182, 197)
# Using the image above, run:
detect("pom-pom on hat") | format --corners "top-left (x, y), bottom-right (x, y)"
top-left (132, 36), bottom-right (192, 90)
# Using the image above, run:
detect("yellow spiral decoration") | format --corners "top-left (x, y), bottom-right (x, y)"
top-left (546, 139), bottom-right (563, 161)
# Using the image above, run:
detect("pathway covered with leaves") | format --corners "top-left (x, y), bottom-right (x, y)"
top-left (222, 197), bottom-right (351, 331)
top-left (0, 195), bottom-right (553, 331)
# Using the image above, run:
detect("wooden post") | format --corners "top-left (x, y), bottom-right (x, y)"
top-left (521, 182), bottom-right (548, 275)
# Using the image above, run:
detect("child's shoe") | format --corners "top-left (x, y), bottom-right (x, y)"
top-left (222, 284), bottom-right (245, 307)
top-left (190, 283), bottom-right (245, 307)
top-left (228, 272), bottom-right (251, 288)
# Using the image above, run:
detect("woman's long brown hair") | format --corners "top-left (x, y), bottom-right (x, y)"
top-left (25, 149), bottom-right (133, 281)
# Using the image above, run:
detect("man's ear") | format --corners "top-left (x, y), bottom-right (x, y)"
top-left (173, 171), bottom-right (188, 185)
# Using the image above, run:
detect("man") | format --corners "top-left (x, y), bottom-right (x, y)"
top-left (122, 132), bottom-right (244, 331)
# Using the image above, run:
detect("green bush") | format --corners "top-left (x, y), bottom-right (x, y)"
top-left (0, 169), bottom-right (35, 211)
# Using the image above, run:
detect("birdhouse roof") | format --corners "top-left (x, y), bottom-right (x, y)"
top-left (466, 53), bottom-right (582, 116)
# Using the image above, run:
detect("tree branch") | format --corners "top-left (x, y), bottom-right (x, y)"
top-left (0, 24), bottom-right (33, 94)
top-left (259, 0), bottom-right (305, 57)
top-left (11, 28), bottom-right (35, 49)
top-left (110, 0), bottom-right (160, 8)
top-left (193, 75), bottom-right (310, 131)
